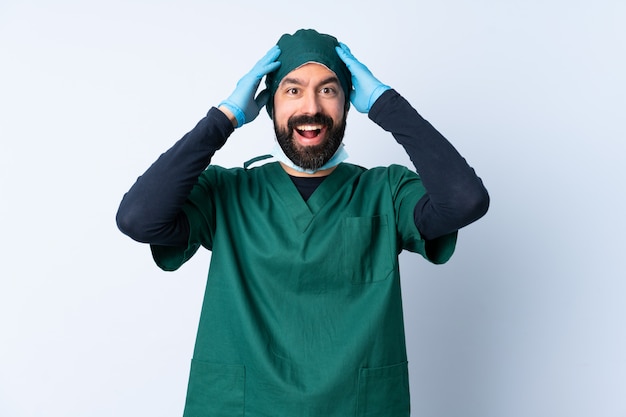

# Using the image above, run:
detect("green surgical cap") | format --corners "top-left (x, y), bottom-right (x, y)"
top-left (265, 29), bottom-right (352, 118)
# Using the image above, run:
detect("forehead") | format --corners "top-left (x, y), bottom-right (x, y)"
top-left (279, 62), bottom-right (340, 85)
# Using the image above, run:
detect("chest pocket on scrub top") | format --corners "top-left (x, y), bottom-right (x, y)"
top-left (343, 215), bottom-right (395, 284)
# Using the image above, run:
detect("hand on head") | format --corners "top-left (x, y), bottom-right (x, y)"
top-left (335, 42), bottom-right (391, 114)
top-left (219, 45), bottom-right (282, 128)
top-left (219, 31), bottom-right (392, 129)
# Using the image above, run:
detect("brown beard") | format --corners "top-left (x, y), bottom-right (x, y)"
top-left (274, 113), bottom-right (347, 171)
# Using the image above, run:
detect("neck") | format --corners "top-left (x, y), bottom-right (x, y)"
top-left (279, 162), bottom-right (337, 177)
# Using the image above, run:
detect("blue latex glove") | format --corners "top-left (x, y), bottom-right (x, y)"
top-left (335, 42), bottom-right (391, 113)
top-left (219, 45), bottom-right (281, 127)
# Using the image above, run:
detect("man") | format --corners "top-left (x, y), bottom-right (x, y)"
top-left (117, 29), bottom-right (489, 416)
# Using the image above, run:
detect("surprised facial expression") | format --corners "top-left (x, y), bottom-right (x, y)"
top-left (273, 63), bottom-right (347, 171)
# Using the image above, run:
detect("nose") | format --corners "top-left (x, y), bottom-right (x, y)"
top-left (299, 91), bottom-right (322, 115)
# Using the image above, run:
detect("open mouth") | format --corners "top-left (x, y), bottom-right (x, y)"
top-left (295, 124), bottom-right (324, 139)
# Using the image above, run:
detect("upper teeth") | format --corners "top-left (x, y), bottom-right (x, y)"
top-left (297, 125), bottom-right (322, 131)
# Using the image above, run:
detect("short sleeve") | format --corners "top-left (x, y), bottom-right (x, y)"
top-left (150, 240), bottom-right (201, 271)
top-left (150, 169), bottom-right (219, 271)
top-left (388, 164), bottom-right (457, 264)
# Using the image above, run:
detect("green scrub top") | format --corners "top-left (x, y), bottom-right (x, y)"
top-left (152, 162), bottom-right (456, 417)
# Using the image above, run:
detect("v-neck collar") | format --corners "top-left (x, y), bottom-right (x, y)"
top-left (264, 162), bottom-right (354, 233)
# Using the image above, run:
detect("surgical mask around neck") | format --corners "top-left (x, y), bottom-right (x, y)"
top-left (270, 143), bottom-right (348, 174)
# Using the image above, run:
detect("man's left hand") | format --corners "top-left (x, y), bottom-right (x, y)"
top-left (335, 42), bottom-right (391, 113)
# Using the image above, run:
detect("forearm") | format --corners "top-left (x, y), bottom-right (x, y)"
top-left (369, 90), bottom-right (489, 240)
top-left (116, 107), bottom-right (234, 245)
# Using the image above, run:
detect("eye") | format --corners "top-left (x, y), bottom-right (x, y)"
top-left (286, 87), bottom-right (299, 95)
top-left (320, 86), bottom-right (337, 95)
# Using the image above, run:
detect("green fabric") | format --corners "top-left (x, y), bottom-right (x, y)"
top-left (151, 162), bottom-right (456, 416)
top-left (265, 29), bottom-right (352, 118)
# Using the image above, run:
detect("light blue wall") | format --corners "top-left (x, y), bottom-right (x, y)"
top-left (1, 1), bottom-right (624, 416)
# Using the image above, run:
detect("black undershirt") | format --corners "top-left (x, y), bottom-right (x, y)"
top-left (289, 175), bottom-right (327, 201)
top-left (116, 89), bottom-right (489, 247)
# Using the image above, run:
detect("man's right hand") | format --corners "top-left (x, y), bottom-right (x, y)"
top-left (219, 45), bottom-right (282, 128)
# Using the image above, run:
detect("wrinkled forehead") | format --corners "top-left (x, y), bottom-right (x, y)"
top-left (265, 29), bottom-right (352, 118)
top-left (278, 62), bottom-right (340, 86)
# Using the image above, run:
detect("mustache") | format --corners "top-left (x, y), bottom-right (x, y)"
top-left (287, 113), bottom-right (334, 131)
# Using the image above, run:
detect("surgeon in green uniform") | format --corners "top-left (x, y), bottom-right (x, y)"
top-left (117, 29), bottom-right (489, 416)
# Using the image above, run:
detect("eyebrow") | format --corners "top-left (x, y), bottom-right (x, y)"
top-left (280, 75), bottom-right (340, 87)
